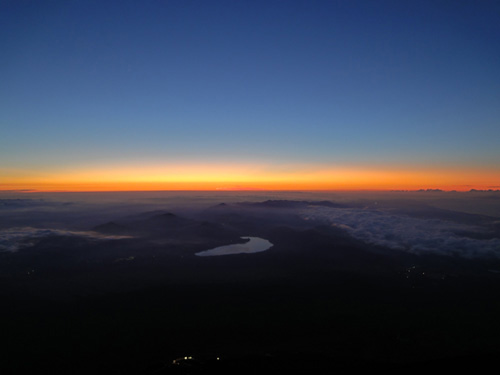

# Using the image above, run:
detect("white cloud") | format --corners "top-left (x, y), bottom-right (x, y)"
top-left (301, 207), bottom-right (500, 258)
top-left (0, 227), bottom-right (131, 252)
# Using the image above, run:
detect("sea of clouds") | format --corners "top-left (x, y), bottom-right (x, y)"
top-left (301, 206), bottom-right (500, 258)
top-left (0, 227), bottom-right (131, 252)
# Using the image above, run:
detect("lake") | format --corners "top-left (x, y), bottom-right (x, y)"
top-left (195, 237), bottom-right (273, 256)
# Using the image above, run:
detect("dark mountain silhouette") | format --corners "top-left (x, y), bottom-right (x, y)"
top-left (135, 212), bottom-right (194, 234)
top-left (3, 198), bottom-right (500, 375)
top-left (238, 199), bottom-right (350, 209)
top-left (93, 211), bottom-right (242, 242)
top-left (92, 221), bottom-right (130, 235)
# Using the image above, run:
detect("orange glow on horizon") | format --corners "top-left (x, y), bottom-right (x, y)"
top-left (1, 163), bottom-right (499, 192)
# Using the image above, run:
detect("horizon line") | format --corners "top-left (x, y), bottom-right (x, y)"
top-left (2, 188), bottom-right (499, 194)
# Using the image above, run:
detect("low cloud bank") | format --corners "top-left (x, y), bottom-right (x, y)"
top-left (0, 227), bottom-right (131, 252)
top-left (301, 207), bottom-right (500, 258)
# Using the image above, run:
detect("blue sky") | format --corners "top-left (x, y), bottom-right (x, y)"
top-left (1, 0), bottom-right (500, 189)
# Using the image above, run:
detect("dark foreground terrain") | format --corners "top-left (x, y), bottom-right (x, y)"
top-left (2, 199), bottom-right (500, 374)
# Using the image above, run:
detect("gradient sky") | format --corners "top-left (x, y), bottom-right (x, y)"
top-left (1, 0), bottom-right (500, 191)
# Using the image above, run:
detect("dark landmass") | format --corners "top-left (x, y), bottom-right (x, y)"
top-left (470, 189), bottom-right (500, 193)
top-left (1, 199), bottom-right (500, 374)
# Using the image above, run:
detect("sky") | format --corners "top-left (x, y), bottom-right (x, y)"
top-left (1, 0), bottom-right (500, 191)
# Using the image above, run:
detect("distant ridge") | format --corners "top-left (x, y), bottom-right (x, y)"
top-left (93, 211), bottom-right (242, 242)
top-left (92, 221), bottom-right (130, 235)
top-left (238, 200), bottom-right (349, 208)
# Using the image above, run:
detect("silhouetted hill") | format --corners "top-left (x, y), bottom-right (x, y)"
top-left (95, 211), bottom-right (243, 243)
top-left (3, 198), bottom-right (500, 374)
top-left (92, 221), bottom-right (130, 235)
top-left (134, 212), bottom-right (194, 235)
top-left (239, 199), bottom-right (350, 209)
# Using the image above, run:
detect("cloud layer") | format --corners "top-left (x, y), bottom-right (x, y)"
top-left (301, 207), bottom-right (500, 258)
top-left (0, 227), bottom-right (131, 252)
